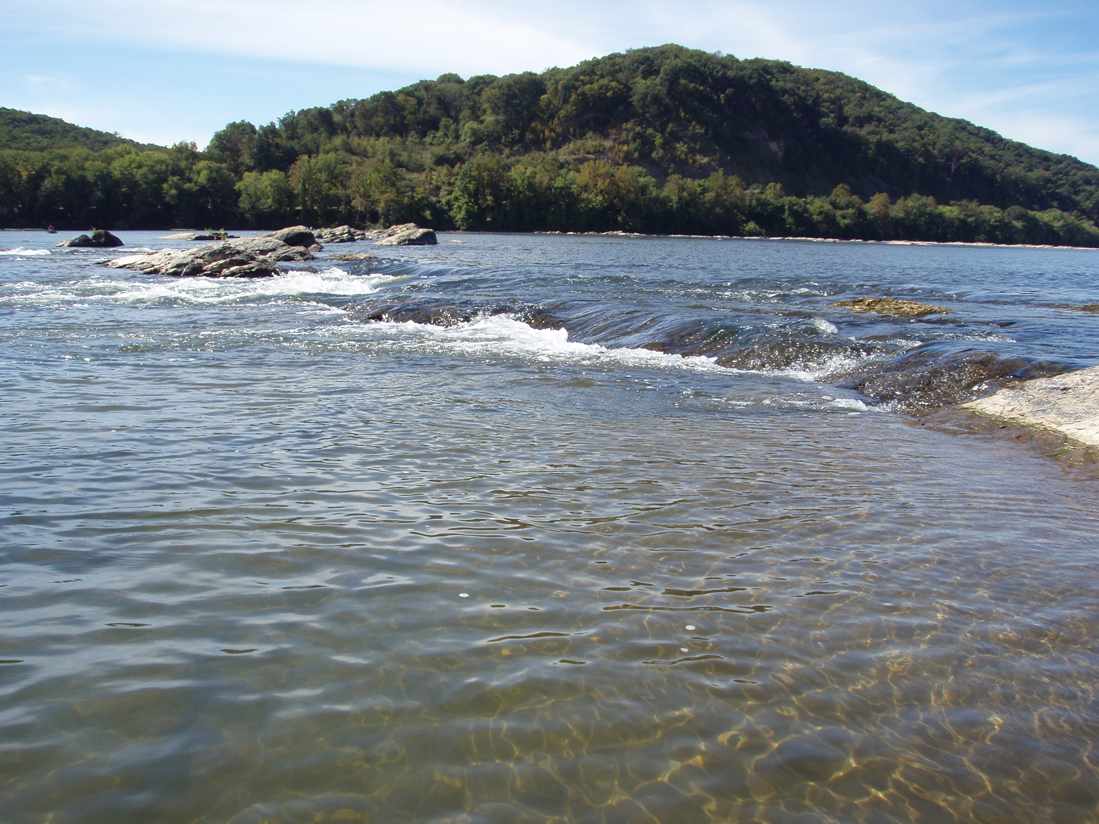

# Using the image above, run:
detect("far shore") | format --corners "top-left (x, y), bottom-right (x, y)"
top-left (534, 229), bottom-right (1099, 252)
top-left (5, 225), bottom-right (1099, 252)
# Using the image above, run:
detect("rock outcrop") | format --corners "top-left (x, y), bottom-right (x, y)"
top-left (59, 229), bottom-right (123, 248)
top-left (268, 226), bottom-right (317, 248)
top-left (963, 365), bottom-right (1099, 448)
top-left (314, 225), bottom-right (367, 243)
top-left (834, 297), bottom-right (948, 318)
top-left (368, 223), bottom-right (438, 246)
top-left (105, 236), bottom-right (313, 278)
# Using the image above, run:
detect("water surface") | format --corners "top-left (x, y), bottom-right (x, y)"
top-left (2, 231), bottom-right (1098, 821)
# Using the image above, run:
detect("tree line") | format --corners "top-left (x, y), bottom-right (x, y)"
top-left (3, 45), bottom-right (1099, 246)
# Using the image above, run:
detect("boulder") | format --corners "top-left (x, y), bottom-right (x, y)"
top-left (268, 226), bottom-right (317, 248)
top-left (371, 223), bottom-right (437, 246)
top-left (833, 297), bottom-right (948, 318)
top-left (59, 229), bottom-right (124, 248)
top-left (105, 236), bottom-right (313, 278)
top-left (314, 225), bottom-right (367, 243)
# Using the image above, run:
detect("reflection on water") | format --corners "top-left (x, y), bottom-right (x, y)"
top-left (1, 231), bottom-right (1098, 821)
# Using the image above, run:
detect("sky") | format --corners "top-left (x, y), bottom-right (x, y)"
top-left (4, 0), bottom-right (1099, 165)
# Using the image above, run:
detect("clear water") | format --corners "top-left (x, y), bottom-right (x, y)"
top-left (2, 231), bottom-right (1098, 822)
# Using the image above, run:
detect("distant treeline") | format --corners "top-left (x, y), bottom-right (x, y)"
top-left (4, 45), bottom-right (1099, 246)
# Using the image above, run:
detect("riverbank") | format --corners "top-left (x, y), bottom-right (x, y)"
top-left (536, 229), bottom-right (1099, 252)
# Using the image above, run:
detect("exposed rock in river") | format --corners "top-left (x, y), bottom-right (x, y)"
top-left (837, 346), bottom-right (1066, 413)
top-left (59, 229), bottom-right (123, 248)
top-left (189, 231), bottom-right (238, 241)
top-left (369, 224), bottom-right (438, 246)
top-left (964, 365), bottom-right (1099, 448)
top-left (268, 226), bottom-right (317, 248)
top-left (834, 297), bottom-right (948, 318)
top-left (105, 235), bottom-right (313, 278)
top-left (314, 225), bottom-right (367, 243)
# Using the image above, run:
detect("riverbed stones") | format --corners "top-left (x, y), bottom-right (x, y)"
top-left (833, 297), bottom-right (948, 318)
top-left (58, 229), bottom-right (124, 248)
top-left (963, 365), bottom-right (1099, 447)
top-left (105, 235), bottom-right (313, 278)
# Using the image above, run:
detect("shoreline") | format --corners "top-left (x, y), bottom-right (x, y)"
top-left (4, 226), bottom-right (1099, 252)
top-left (534, 229), bottom-right (1099, 252)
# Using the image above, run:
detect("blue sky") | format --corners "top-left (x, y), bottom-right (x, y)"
top-left (5, 0), bottom-right (1099, 165)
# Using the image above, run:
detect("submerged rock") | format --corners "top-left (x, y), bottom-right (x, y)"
top-left (834, 297), bottom-right (948, 318)
top-left (105, 236), bottom-right (313, 278)
top-left (59, 229), bottom-right (123, 248)
top-left (314, 225), bottom-right (367, 243)
top-left (964, 365), bottom-right (1099, 447)
top-left (837, 346), bottom-right (1067, 413)
top-left (369, 223), bottom-right (438, 246)
top-left (329, 252), bottom-right (379, 263)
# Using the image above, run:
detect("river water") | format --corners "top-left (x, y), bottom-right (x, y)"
top-left (2, 231), bottom-right (1098, 822)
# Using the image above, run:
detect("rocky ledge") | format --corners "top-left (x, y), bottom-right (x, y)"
top-left (106, 228), bottom-right (316, 278)
top-left (59, 229), bottom-right (124, 248)
top-left (314, 225), bottom-right (368, 243)
top-left (834, 297), bottom-right (948, 318)
top-left (963, 365), bottom-right (1099, 448)
top-left (368, 223), bottom-right (437, 246)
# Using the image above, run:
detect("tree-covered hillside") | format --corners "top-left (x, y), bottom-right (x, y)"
top-left (4, 45), bottom-right (1099, 246)
top-left (0, 108), bottom-right (143, 152)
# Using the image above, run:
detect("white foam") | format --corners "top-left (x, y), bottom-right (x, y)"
top-left (1, 268), bottom-right (400, 307)
top-left (811, 317), bottom-right (839, 335)
top-left (360, 314), bottom-right (727, 374)
top-left (0, 248), bottom-right (50, 257)
top-left (762, 350), bottom-right (884, 383)
top-left (829, 397), bottom-right (871, 412)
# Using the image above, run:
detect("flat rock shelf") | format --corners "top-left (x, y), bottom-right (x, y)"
top-left (964, 365), bottom-right (1099, 447)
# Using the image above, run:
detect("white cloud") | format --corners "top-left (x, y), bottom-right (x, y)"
top-left (24, 0), bottom-right (603, 77)
top-left (10, 0), bottom-right (1099, 164)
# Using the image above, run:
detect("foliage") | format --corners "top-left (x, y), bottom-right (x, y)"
top-left (3, 46), bottom-right (1099, 247)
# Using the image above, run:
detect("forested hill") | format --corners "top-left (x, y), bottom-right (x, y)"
top-left (4, 45), bottom-right (1099, 246)
top-left (0, 108), bottom-right (145, 152)
top-left (263, 45), bottom-right (1099, 219)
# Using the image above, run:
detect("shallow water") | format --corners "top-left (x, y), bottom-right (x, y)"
top-left (2, 231), bottom-right (1099, 821)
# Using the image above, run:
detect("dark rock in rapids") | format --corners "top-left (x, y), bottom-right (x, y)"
top-left (105, 236), bottom-right (313, 278)
top-left (314, 225), bottom-right (367, 243)
top-left (190, 231), bottom-right (238, 241)
top-left (348, 299), bottom-right (562, 329)
top-left (59, 229), bottom-right (123, 248)
top-left (268, 226), bottom-right (317, 248)
top-left (834, 297), bottom-right (948, 318)
top-left (837, 346), bottom-right (1068, 413)
top-left (368, 223), bottom-right (438, 246)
